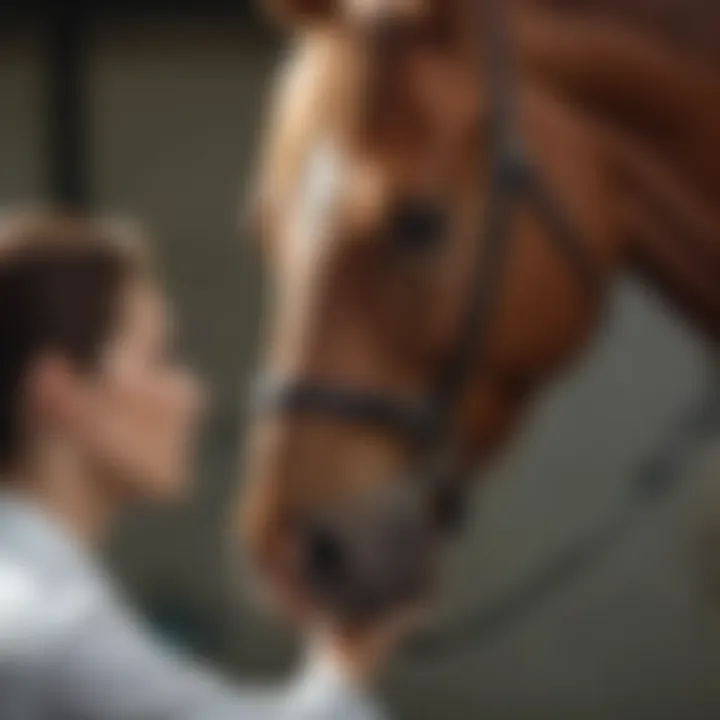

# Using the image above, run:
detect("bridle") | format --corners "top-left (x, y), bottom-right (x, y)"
top-left (253, 1), bottom-right (601, 532)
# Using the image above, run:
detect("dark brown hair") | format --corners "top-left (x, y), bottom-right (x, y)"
top-left (0, 209), bottom-right (149, 468)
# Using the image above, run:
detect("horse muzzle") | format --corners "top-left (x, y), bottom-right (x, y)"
top-left (295, 483), bottom-right (438, 623)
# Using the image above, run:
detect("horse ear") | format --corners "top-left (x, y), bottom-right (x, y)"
top-left (263, 0), bottom-right (337, 28)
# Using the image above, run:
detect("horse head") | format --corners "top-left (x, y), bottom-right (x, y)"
top-left (239, 0), bottom-right (719, 625)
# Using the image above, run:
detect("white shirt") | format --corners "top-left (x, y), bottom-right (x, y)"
top-left (0, 495), bottom-right (386, 720)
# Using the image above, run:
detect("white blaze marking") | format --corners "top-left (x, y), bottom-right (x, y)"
top-left (280, 139), bottom-right (348, 342)
top-left (293, 138), bottom-right (346, 253)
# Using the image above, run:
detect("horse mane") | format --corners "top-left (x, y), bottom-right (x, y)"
top-left (533, 0), bottom-right (720, 58)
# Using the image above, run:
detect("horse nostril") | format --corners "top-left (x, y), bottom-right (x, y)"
top-left (302, 524), bottom-right (348, 591)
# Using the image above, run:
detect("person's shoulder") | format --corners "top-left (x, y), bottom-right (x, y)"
top-left (0, 554), bottom-right (41, 642)
top-left (0, 550), bottom-right (100, 664)
top-left (0, 552), bottom-right (51, 666)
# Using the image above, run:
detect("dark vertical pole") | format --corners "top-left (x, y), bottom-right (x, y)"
top-left (45, 1), bottom-right (90, 208)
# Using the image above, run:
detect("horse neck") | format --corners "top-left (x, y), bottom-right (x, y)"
top-left (516, 6), bottom-right (720, 338)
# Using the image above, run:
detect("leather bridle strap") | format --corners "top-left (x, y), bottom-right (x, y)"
top-left (253, 376), bottom-right (441, 440)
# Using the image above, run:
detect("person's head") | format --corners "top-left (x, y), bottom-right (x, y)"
top-left (0, 209), bottom-right (205, 506)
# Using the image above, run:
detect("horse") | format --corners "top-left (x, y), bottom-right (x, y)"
top-left (239, 0), bottom-right (720, 626)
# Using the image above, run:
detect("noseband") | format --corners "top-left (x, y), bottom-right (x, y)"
top-left (253, 3), bottom-right (601, 532)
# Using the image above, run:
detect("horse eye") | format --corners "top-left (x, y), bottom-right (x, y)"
top-left (386, 199), bottom-right (448, 251)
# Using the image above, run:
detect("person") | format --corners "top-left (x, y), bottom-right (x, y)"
top-left (0, 209), bottom-right (410, 720)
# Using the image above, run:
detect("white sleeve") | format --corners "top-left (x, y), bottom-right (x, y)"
top-left (36, 595), bottom-right (387, 720)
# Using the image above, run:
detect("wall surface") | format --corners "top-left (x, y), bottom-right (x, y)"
top-left (2, 19), bottom-right (720, 720)
top-left (0, 29), bottom-right (43, 203)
